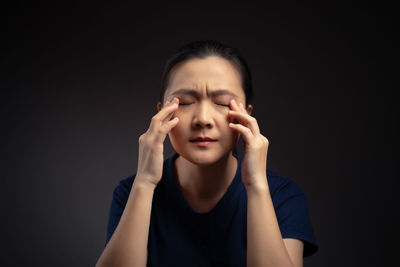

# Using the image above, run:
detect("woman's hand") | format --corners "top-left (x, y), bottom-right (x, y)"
top-left (228, 99), bottom-right (269, 190)
top-left (135, 97), bottom-right (180, 189)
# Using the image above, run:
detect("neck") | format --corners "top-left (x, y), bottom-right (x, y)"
top-left (174, 153), bottom-right (238, 200)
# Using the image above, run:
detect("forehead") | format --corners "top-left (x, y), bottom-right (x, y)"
top-left (164, 56), bottom-right (245, 100)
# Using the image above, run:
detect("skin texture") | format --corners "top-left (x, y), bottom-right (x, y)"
top-left (160, 56), bottom-right (304, 266)
top-left (158, 57), bottom-right (253, 207)
top-left (96, 99), bottom-right (181, 267)
top-left (96, 56), bottom-right (304, 267)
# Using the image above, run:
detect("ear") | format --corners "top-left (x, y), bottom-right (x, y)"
top-left (246, 104), bottom-right (253, 115)
top-left (157, 102), bottom-right (162, 112)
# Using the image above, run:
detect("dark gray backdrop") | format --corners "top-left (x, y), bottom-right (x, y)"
top-left (1, 2), bottom-right (396, 267)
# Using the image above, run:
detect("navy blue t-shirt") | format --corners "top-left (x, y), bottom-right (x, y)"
top-left (106, 153), bottom-right (318, 266)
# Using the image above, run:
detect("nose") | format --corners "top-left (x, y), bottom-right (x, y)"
top-left (192, 101), bottom-right (214, 129)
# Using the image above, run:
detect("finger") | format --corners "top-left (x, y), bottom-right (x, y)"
top-left (228, 98), bottom-right (246, 124)
top-left (163, 105), bottom-right (175, 122)
top-left (155, 97), bottom-right (179, 122)
top-left (230, 99), bottom-right (247, 112)
top-left (229, 122), bottom-right (253, 143)
top-left (149, 99), bottom-right (177, 132)
top-left (228, 110), bottom-right (260, 135)
top-left (163, 98), bottom-right (180, 122)
top-left (161, 100), bottom-right (172, 121)
top-left (154, 117), bottom-right (179, 143)
top-left (229, 99), bottom-right (259, 134)
top-left (239, 102), bottom-right (246, 112)
top-left (229, 99), bottom-right (242, 111)
top-left (163, 112), bottom-right (174, 123)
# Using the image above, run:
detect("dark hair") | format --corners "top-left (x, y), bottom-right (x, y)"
top-left (160, 40), bottom-right (253, 106)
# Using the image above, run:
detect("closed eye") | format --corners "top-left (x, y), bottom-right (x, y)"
top-left (178, 102), bottom-right (229, 107)
top-left (216, 103), bottom-right (230, 108)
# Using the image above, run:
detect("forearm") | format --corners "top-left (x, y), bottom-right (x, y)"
top-left (246, 181), bottom-right (294, 267)
top-left (96, 178), bottom-right (155, 267)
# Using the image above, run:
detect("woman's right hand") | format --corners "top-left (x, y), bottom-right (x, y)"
top-left (135, 97), bottom-right (180, 189)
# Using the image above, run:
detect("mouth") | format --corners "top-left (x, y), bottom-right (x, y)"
top-left (190, 137), bottom-right (217, 142)
top-left (189, 137), bottom-right (217, 147)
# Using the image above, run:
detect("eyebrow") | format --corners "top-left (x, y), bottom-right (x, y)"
top-left (170, 88), bottom-right (238, 99)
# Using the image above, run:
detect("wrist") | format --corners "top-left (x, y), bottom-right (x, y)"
top-left (133, 175), bottom-right (158, 191)
top-left (244, 179), bottom-right (269, 195)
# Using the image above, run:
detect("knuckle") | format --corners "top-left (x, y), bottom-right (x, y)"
top-left (138, 134), bottom-right (146, 142)
top-left (139, 132), bottom-right (156, 145)
top-left (157, 127), bottom-right (167, 135)
top-left (263, 137), bottom-right (269, 144)
top-left (151, 115), bottom-right (159, 123)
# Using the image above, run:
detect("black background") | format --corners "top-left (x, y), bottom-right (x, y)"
top-left (1, 1), bottom-right (396, 266)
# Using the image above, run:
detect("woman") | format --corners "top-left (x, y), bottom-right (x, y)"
top-left (96, 40), bottom-right (318, 266)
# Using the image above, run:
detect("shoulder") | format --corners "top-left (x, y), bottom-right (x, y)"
top-left (112, 153), bottom-right (177, 203)
top-left (265, 169), bottom-right (309, 219)
top-left (266, 169), bottom-right (305, 200)
top-left (111, 175), bottom-right (136, 206)
top-left (266, 169), bottom-right (319, 257)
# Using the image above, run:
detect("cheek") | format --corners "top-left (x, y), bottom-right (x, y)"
top-left (220, 119), bottom-right (239, 139)
top-left (168, 116), bottom-right (186, 140)
top-left (169, 123), bottom-right (182, 137)
top-left (226, 114), bottom-right (239, 124)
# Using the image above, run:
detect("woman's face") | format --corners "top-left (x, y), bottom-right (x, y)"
top-left (160, 56), bottom-right (252, 165)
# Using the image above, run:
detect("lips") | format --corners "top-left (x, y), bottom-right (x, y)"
top-left (189, 137), bottom-right (217, 142)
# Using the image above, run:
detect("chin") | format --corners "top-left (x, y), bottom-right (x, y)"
top-left (169, 133), bottom-right (238, 166)
top-left (175, 147), bottom-right (232, 166)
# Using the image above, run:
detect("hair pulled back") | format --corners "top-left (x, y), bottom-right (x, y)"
top-left (160, 40), bottom-right (253, 106)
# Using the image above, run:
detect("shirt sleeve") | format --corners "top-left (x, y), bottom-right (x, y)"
top-left (267, 171), bottom-right (319, 257)
top-left (105, 175), bottom-right (135, 246)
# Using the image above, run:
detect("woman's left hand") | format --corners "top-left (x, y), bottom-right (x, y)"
top-left (228, 99), bottom-right (269, 190)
